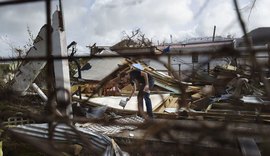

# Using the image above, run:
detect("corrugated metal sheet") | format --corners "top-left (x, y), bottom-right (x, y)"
top-left (76, 115), bottom-right (144, 135)
top-left (10, 123), bottom-right (125, 156)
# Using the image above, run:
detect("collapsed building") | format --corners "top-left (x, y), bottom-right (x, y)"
top-left (1, 1), bottom-right (270, 156)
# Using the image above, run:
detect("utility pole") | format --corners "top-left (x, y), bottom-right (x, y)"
top-left (212, 25), bottom-right (216, 42)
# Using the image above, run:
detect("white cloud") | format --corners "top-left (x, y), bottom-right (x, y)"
top-left (79, 0), bottom-right (194, 46)
top-left (187, 0), bottom-right (270, 38)
top-left (0, 2), bottom-right (46, 57)
top-left (0, 0), bottom-right (269, 57)
top-left (0, 35), bottom-right (12, 57)
top-left (195, 0), bottom-right (238, 37)
top-left (245, 0), bottom-right (270, 30)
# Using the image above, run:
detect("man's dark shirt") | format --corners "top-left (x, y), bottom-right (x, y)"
top-left (129, 70), bottom-right (154, 87)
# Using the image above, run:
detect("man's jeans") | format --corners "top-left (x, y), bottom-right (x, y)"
top-left (138, 81), bottom-right (154, 118)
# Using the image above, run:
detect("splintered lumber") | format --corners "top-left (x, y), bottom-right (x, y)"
top-left (152, 94), bottom-right (171, 111)
top-left (211, 103), bottom-right (251, 110)
top-left (212, 100), bottom-right (270, 112)
top-left (111, 118), bottom-right (270, 156)
top-left (125, 59), bottom-right (186, 94)
top-left (153, 96), bottom-right (178, 113)
top-left (190, 97), bottom-right (211, 110)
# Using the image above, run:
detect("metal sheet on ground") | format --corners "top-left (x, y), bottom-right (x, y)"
top-left (83, 94), bottom-right (170, 111)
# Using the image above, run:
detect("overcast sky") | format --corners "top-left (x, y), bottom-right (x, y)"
top-left (0, 0), bottom-right (269, 57)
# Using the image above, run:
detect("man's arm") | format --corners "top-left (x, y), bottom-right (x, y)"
top-left (127, 81), bottom-right (136, 101)
top-left (141, 71), bottom-right (150, 93)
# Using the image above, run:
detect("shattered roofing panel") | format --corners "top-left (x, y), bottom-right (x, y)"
top-left (80, 58), bottom-right (124, 81)
top-left (76, 50), bottom-right (125, 81)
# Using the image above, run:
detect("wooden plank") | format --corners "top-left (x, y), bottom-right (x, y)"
top-left (152, 95), bottom-right (171, 111)
top-left (153, 96), bottom-right (178, 113)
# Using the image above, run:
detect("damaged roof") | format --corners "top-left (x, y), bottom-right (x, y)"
top-left (75, 50), bottom-right (125, 81)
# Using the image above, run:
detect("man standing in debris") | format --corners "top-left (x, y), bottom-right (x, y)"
top-left (126, 63), bottom-right (155, 119)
